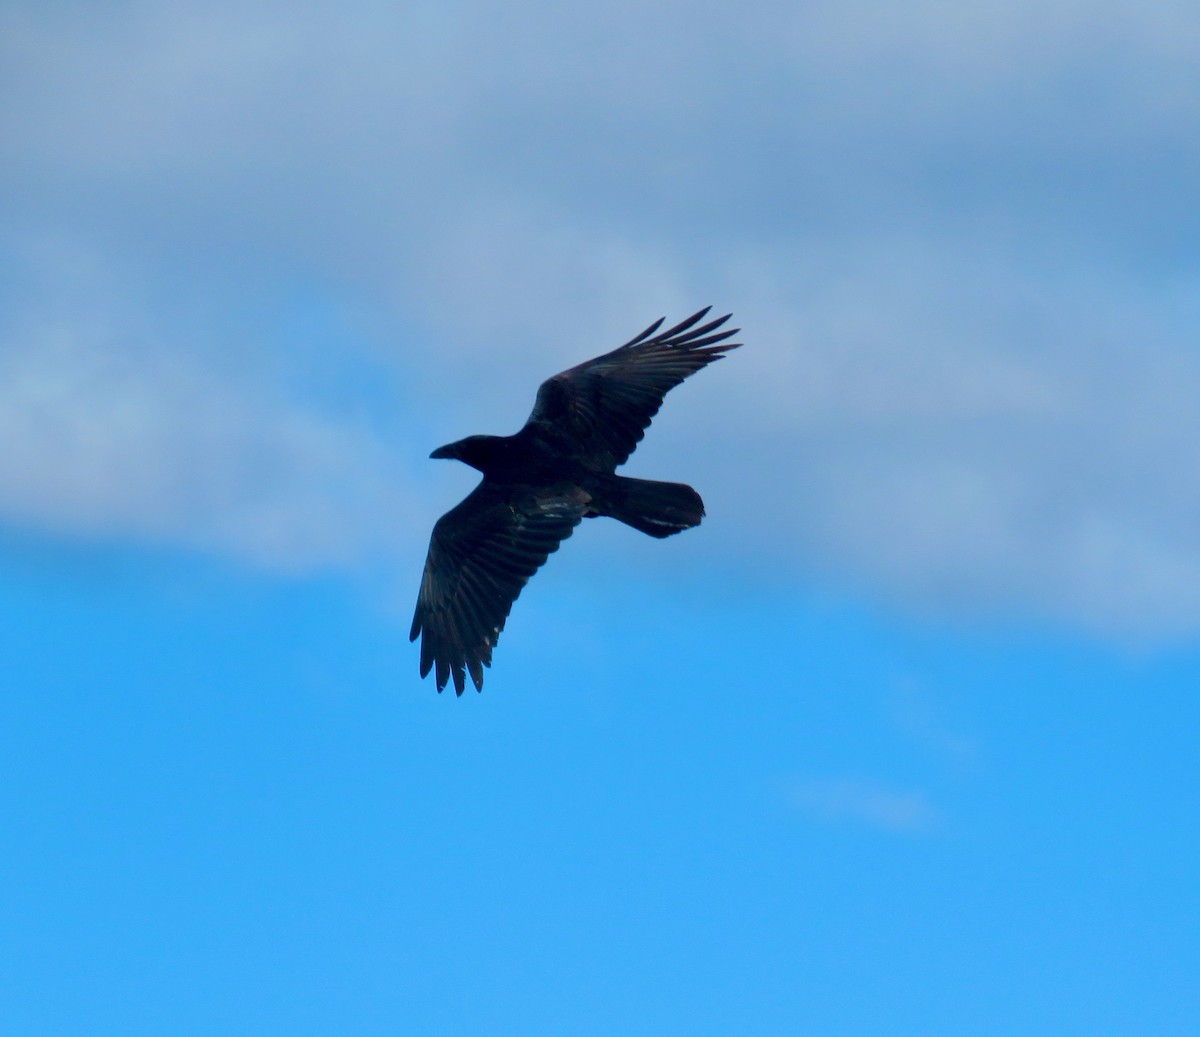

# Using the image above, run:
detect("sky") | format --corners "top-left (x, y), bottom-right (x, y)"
top-left (2, 1), bottom-right (1198, 1033)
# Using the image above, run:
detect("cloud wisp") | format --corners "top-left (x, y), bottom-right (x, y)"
top-left (790, 777), bottom-right (940, 834)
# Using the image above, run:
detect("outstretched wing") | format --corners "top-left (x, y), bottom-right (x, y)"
top-left (525, 307), bottom-right (741, 468)
top-left (410, 482), bottom-right (589, 695)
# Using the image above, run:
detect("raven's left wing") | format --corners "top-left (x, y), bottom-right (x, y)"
top-left (410, 482), bottom-right (589, 694)
top-left (525, 308), bottom-right (740, 468)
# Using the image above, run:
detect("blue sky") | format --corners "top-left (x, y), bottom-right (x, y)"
top-left (2, 2), bottom-right (1198, 1034)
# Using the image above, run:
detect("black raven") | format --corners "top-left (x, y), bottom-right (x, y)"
top-left (410, 307), bottom-right (741, 694)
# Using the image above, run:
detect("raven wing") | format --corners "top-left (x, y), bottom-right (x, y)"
top-left (410, 482), bottom-right (589, 694)
top-left (525, 307), bottom-right (741, 468)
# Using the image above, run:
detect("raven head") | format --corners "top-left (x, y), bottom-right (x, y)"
top-left (429, 434), bottom-right (504, 472)
top-left (429, 440), bottom-right (463, 461)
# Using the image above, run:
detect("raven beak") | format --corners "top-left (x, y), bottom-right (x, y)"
top-left (430, 444), bottom-right (455, 460)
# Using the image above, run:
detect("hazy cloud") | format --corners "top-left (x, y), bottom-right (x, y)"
top-left (2, 0), bottom-right (1198, 635)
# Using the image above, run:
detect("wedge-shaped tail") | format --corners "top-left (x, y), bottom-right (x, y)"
top-left (591, 475), bottom-right (705, 538)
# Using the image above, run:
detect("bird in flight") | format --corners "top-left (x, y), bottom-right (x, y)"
top-left (411, 307), bottom-right (741, 694)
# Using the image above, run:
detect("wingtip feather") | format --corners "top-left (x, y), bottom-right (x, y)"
top-left (654, 306), bottom-right (713, 342)
top-left (621, 315), bottom-right (667, 348)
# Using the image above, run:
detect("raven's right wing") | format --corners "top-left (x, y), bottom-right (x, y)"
top-left (410, 483), bottom-right (588, 695)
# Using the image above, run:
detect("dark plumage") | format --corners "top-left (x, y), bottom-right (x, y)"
top-left (410, 307), bottom-right (741, 694)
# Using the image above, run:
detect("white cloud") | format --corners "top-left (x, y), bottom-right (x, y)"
top-left (0, 241), bottom-right (415, 571)
top-left (708, 241), bottom-right (1200, 635)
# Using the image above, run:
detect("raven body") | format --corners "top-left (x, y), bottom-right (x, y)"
top-left (411, 308), bottom-right (740, 694)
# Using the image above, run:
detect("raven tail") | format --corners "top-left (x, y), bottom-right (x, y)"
top-left (594, 476), bottom-right (705, 538)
